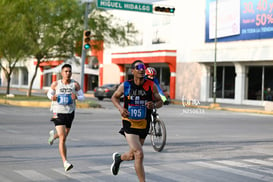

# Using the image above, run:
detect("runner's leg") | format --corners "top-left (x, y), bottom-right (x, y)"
top-left (121, 138), bottom-right (145, 161)
top-left (121, 148), bottom-right (134, 161)
top-left (125, 133), bottom-right (145, 182)
top-left (55, 125), bottom-right (67, 163)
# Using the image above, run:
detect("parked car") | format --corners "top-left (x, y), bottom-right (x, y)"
top-left (94, 84), bottom-right (119, 100)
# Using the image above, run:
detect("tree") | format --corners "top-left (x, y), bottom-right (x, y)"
top-left (0, 0), bottom-right (30, 94)
top-left (0, 0), bottom-right (137, 96)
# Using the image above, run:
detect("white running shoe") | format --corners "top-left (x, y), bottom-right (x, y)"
top-left (48, 130), bottom-right (55, 145)
top-left (64, 161), bottom-right (73, 172)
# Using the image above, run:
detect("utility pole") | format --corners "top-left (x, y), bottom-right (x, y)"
top-left (80, 1), bottom-right (92, 90)
top-left (213, 0), bottom-right (218, 104)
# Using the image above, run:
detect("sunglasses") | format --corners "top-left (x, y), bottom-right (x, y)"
top-left (134, 64), bottom-right (146, 70)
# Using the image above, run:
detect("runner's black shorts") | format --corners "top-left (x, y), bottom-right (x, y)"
top-left (53, 111), bottom-right (75, 128)
top-left (120, 119), bottom-right (151, 139)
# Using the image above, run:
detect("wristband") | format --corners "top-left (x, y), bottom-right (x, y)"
top-left (76, 89), bottom-right (85, 101)
top-left (47, 88), bottom-right (55, 100)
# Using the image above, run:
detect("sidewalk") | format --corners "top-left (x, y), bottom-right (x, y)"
top-left (171, 100), bottom-right (273, 115)
top-left (1, 87), bottom-right (273, 115)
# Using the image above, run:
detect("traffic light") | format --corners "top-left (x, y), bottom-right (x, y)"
top-left (153, 5), bottom-right (175, 15)
top-left (83, 30), bottom-right (91, 49)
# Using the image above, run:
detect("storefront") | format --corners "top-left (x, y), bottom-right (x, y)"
top-left (112, 49), bottom-right (176, 99)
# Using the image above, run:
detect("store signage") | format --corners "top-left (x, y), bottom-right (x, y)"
top-left (206, 0), bottom-right (273, 42)
top-left (97, 0), bottom-right (153, 13)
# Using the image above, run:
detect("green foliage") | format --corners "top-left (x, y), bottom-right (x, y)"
top-left (0, 0), bottom-right (137, 60)
top-left (0, 0), bottom-right (138, 95)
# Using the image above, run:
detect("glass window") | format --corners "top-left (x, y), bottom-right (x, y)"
top-left (264, 66), bottom-right (273, 101)
top-left (247, 67), bottom-right (262, 100)
top-left (154, 66), bottom-right (170, 92)
top-left (224, 67), bottom-right (235, 98)
top-left (43, 67), bottom-right (52, 87)
top-left (152, 16), bottom-right (171, 44)
top-left (247, 66), bottom-right (273, 101)
top-left (21, 67), bottom-right (28, 85)
top-left (211, 66), bottom-right (235, 99)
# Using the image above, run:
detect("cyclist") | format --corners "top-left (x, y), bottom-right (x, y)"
top-left (145, 67), bottom-right (168, 104)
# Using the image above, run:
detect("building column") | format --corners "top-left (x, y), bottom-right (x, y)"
top-left (39, 67), bottom-right (44, 90)
top-left (52, 73), bottom-right (57, 82)
top-left (168, 62), bottom-right (176, 99)
top-left (18, 68), bottom-right (22, 87)
top-left (200, 64), bottom-right (210, 102)
top-left (234, 63), bottom-right (246, 104)
top-left (117, 64), bottom-right (125, 83)
top-left (170, 72), bottom-right (176, 99)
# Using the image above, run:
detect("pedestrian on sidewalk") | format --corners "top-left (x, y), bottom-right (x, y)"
top-left (111, 60), bottom-right (163, 182)
top-left (47, 64), bottom-right (85, 172)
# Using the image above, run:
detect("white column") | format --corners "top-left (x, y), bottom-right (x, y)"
top-left (234, 63), bottom-right (245, 104)
top-left (200, 64), bottom-right (210, 102)
top-left (18, 68), bottom-right (23, 87)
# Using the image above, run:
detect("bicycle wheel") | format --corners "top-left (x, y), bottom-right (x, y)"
top-left (150, 119), bottom-right (167, 152)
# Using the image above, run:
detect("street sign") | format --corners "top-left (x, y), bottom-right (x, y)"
top-left (97, 0), bottom-right (153, 13)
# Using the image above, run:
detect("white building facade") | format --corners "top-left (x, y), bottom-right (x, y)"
top-left (2, 0), bottom-right (273, 106)
top-left (103, 0), bottom-right (273, 106)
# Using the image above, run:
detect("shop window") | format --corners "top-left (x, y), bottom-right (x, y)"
top-left (152, 16), bottom-right (171, 44)
top-left (21, 67), bottom-right (28, 85)
top-left (154, 66), bottom-right (170, 92)
top-left (210, 66), bottom-right (235, 99)
top-left (88, 56), bottom-right (99, 69)
top-left (248, 67), bottom-right (262, 100)
top-left (44, 72), bottom-right (52, 87)
top-left (248, 66), bottom-right (273, 101)
top-left (264, 67), bottom-right (273, 101)
top-left (87, 75), bottom-right (98, 91)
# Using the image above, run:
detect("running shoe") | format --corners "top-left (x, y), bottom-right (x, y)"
top-left (111, 152), bottom-right (122, 175)
top-left (48, 130), bottom-right (55, 145)
top-left (64, 161), bottom-right (73, 172)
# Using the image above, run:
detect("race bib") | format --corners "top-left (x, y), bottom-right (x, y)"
top-left (57, 94), bottom-right (73, 105)
top-left (128, 105), bottom-right (146, 120)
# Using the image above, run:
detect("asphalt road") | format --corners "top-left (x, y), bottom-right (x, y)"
top-left (1, 101), bottom-right (273, 182)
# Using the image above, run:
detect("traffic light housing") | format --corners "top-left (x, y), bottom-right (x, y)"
top-left (83, 30), bottom-right (91, 49)
top-left (153, 5), bottom-right (175, 15)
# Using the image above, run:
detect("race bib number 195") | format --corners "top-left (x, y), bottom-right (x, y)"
top-left (128, 106), bottom-right (146, 120)
top-left (57, 94), bottom-right (73, 105)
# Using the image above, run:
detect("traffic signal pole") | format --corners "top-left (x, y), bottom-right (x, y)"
top-left (80, 2), bottom-right (91, 91)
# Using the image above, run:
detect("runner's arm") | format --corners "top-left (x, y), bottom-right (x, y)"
top-left (47, 81), bottom-right (58, 101)
top-left (74, 81), bottom-right (85, 101)
top-left (111, 83), bottom-right (129, 118)
top-left (145, 84), bottom-right (163, 110)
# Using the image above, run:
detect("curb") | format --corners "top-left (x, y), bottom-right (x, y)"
top-left (0, 99), bottom-right (99, 109)
top-left (2, 98), bottom-right (273, 115)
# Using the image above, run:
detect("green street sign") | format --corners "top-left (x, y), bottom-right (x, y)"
top-left (97, 0), bottom-right (153, 13)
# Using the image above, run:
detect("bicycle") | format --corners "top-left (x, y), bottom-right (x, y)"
top-left (149, 107), bottom-right (167, 152)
